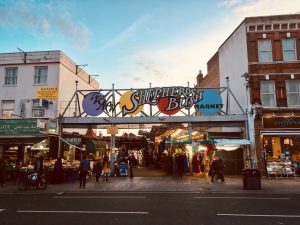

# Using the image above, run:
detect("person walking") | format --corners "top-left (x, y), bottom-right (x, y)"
top-left (211, 157), bottom-right (218, 182)
top-left (34, 156), bottom-right (44, 180)
top-left (102, 154), bottom-right (110, 182)
top-left (216, 157), bottom-right (225, 182)
top-left (128, 152), bottom-right (137, 178)
top-left (53, 157), bottom-right (64, 183)
top-left (0, 159), bottom-right (6, 186)
top-left (79, 155), bottom-right (90, 188)
top-left (94, 158), bottom-right (103, 182)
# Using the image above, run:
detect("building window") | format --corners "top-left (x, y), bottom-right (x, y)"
top-left (260, 80), bottom-right (276, 107)
top-left (282, 38), bottom-right (297, 61)
top-left (1, 100), bottom-right (15, 118)
top-left (258, 39), bottom-right (272, 62)
top-left (34, 67), bottom-right (47, 84)
top-left (32, 99), bottom-right (45, 117)
top-left (286, 80), bottom-right (300, 106)
top-left (5, 67), bottom-right (18, 85)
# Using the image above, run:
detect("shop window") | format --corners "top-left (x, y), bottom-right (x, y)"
top-left (1, 100), bottom-right (15, 118)
top-left (260, 80), bottom-right (276, 107)
top-left (34, 66), bottom-right (47, 84)
top-left (286, 80), bottom-right (300, 106)
top-left (4, 67), bottom-right (18, 86)
top-left (282, 38), bottom-right (297, 61)
top-left (258, 39), bottom-right (272, 62)
top-left (32, 99), bottom-right (45, 117)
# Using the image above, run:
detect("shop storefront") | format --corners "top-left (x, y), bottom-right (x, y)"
top-left (0, 119), bottom-right (48, 179)
top-left (260, 116), bottom-right (300, 177)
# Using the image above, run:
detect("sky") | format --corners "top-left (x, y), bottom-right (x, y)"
top-left (1, 0), bottom-right (300, 90)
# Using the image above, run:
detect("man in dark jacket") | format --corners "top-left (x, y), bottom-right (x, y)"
top-left (0, 159), bottom-right (6, 186)
top-left (79, 155), bottom-right (90, 188)
top-left (216, 157), bottom-right (225, 182)
top-left (128, 153), bottom-right (137, 178)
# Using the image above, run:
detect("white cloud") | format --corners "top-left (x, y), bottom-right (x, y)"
top-left (218, 0), bottom-right (243, 8)
top-left (0, 0), bottom-right (90, 50)
top-left (53, 15), bottom-right (90, 50)
top-left (233, 0), bottom-right (300, 16)
top-left (114, 0), bottom-right (300, 89)
top-left (102, 14), bottom-right (152, 49)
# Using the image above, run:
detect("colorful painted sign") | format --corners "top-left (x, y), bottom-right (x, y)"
top-left (195, 89), bottom-right (223, 115)
top-left (82, 87), bottom-right (223, 117)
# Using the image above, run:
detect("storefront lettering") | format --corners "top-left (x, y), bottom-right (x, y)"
top-left (276, 118), bottom-right (300, 126)
top-left (82, 86), bottom-right (223, 117)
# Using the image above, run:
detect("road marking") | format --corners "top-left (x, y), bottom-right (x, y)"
top-left (0, 193), bottom-right (13, 195)
top-left (217, 213), bottom-right (300, 218)
top-left (65, 191), bottom-right (203, 194)
top-left (194, 197), bottom-right (290, 200)
top-left (54, 196), bottom-right (146, 199)
top-left (17, 210), bottom-right (149, 215)
top-left (0, 209), bottom-right (6, 212)
top-left (57, 192), bottom-right (64, 195)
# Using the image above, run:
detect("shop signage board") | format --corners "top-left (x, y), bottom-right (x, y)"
top-left (263, 117), bottom-right (300, 129)
top-left (48, 119), bottom-right (58, 134)
top-left (0, 119), bottom-right (45, 136)
top-left (107, 126), bottom-right (118, 135)
top-left (36, 87), bottom-right (58, 100)
top-left (64, 137), bottom-right (82, 145)
top-left (82, 87), bottom-right (223, 117)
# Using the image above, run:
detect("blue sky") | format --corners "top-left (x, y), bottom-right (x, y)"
top-left (1, 0), bottom-right (300, 89)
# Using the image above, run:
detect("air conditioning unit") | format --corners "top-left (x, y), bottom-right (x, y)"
top-left (39, 99), bottom-right (49, 108)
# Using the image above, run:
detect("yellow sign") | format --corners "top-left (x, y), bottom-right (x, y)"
top-left (36, 87), bottom-right (58, 100)
top-left (107, 126), bottom-right (118, 135)
top-left (119, 90), bottom-right (143, 116)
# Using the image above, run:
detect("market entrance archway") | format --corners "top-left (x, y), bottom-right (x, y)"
top-left (56, 85), bottom-right (251, 177)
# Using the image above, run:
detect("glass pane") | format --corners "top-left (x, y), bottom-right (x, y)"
top-left (2, 101), bottom-right (14, 109)
top-left (259, 51), bottom-right (272, 62)
top-left (282, 38), bottom-right (295, 50)
top-left (261, 81), bottom-right (274, 93)
top-left (287, 93), bottom-right (300, 106)
top-left (283, 50), bottom-right (296, 61)
top-left (286, 80), bottom-right (299, 92)
top-left (262, 94), bottom-right (275, 107)
top-left (258, 40), bottom-right (271, 51)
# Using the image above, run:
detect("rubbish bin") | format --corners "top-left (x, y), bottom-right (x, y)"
top-left (242, 169), bottom-right (261, 190)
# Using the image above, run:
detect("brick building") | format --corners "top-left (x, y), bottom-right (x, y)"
top-left (197, 14), bottom-right (300, 174)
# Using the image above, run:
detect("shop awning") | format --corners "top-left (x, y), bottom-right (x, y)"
top-left (261, 131), bottom-right (300, 136)
top-left (0, 136), bottom-right (46, 145)
top-left (213, 139), bottom-right (250, 145)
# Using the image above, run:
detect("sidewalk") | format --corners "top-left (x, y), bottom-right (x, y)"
top-left (1, 175), bottom-right (300, 194)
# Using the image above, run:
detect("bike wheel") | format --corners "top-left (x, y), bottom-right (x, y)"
top-left (38, 177), bottom-right (47, 190)
top-left (16, 178), bottom-right (28, 190)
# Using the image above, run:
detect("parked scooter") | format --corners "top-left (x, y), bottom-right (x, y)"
top-left (16, 169), bottom-right (47, 190)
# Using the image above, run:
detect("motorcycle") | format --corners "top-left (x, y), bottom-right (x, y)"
top-left (16, 169), bottom-right (47, 190)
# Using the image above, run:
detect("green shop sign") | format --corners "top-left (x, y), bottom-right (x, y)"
top-left (0, 119), bottom-right (45, 136)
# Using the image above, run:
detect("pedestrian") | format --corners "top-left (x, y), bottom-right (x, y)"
top-left (34, 156), bottom-right (44, 180)
top-left (102, 154), bottom-right (110, 182)
top-left (203, 155), bottom-right (211, 178)
top-left (94, 157), bottom-right (103, 182)
top-left (128, 152), bottom-right (137, 178)
top-left (0, 159), bottom-right (6, 186)
top-left (211, 157), bottom-right (218, 182)
top-left (79, 155), bottom-right (90, 188)
top-left (53, 157), bottom-right (64, 183)
top-left (216, 157), bottom-right (225, 182)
